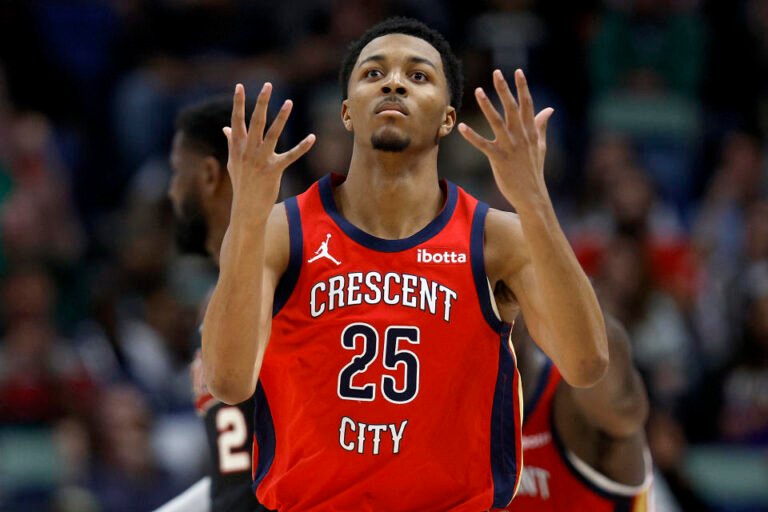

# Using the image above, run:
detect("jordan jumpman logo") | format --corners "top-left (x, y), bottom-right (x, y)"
top-left (307, 233), bottom-right (341, 265)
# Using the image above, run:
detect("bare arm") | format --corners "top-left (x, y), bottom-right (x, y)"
top-left (486, 210), bottom-right (607, 388)
top-left (461, 69), bottom-right (607, 387)
top-left (202, 83), bottom-right (315, 404)
top-left (567, 315), bottom-right (649, 437)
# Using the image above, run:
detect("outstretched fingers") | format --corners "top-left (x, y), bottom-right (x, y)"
top-left (474, 87), bottom-right (509, 142)
top-left (222, 126), bottom-right (233, 162)
top-left (515, 70), bottom-right (537, 142)
top-left (492, 70), bottom-right (522, 135)
top-left (535, 108), bottom-right (554, 141)
top-left (222, 82), bottom-right (314, 186)
top-left (280, 134), bottom-right (317, 167)
top-left (457, 122), bottom-right (492, 155)
top-left (247, 82), bottom-right (273, 149)
top-left (263, 100), bottom-right (294, 149)
top-left (534, 107), bottom-right (555, 160)
top-left (222, 126), bottom-right (232, 147)
top-left (231, 84), bottom-right (247, 142)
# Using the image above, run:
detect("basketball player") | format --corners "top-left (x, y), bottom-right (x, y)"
top-left (158, 98), bottom-right (267, 512)
top-left (503, 316), bottom-right (654, 511)
top-left (203, 17), bottom-right (608, 510)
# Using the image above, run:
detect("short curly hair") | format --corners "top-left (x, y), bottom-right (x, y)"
top-left (175, 96), bottom-right (232, 168)
top-left (339, 17), bottom-right (463, 112)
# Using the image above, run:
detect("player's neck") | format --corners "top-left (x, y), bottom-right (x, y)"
top-left (338, 146), bottom-right (443, 240)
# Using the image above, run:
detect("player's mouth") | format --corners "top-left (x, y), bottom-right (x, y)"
top-left (375, 100), bottom-right (409, 117)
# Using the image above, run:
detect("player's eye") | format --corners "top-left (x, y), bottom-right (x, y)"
top-left (365, 69), bottom-right (383, 79)
top-left (411, 71), bottom-right (428, 82)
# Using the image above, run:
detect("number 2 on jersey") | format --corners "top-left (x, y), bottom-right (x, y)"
top-left (337, 323), bottom-right (420, 404)
top-left (216, 406), bottom-right (251, 473)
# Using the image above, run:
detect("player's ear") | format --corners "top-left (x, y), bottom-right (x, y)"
top-left (202, 156), bottom-right (225, 196)
top-left (438, 106), bottom-right (456, 138)
top-left (341, 100), bottom-right (353, 132)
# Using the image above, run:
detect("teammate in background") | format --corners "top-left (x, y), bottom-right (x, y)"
top-left (157, 98), bottom-right (268, 512)
top-left (203, 17), bottom-right (608, 510)
top-left (503, 315), bottom-right (653, 512)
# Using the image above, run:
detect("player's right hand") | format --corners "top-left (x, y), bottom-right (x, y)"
top-left (223, 83), bottom-right (316, 224)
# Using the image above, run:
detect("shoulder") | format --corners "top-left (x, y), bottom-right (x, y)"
top-left (267, 201), bottom-right (289, 232)
top-left (484, 207), bottom-right (523, 241)
top-left (483, 207), bottom-right (528, 284)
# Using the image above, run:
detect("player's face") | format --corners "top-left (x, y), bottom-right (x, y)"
top-left (342, 34), bottom-right (455, 153)
top-left (168, 132), bottom-right (210, 256)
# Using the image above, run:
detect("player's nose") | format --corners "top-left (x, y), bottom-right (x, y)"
top-left (381, 71), bottom-right (407, 96)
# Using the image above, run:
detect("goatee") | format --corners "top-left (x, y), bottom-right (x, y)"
top-left (372, 131), bottom-right (411, 152)
top-left (173, 194), bottom-right (209, 256)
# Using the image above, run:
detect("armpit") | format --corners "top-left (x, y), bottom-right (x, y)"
top-left (493, 280), bottom-right (520, 322)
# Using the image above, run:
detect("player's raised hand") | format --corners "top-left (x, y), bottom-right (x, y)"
top-left (223, 83), bottom-right (315, 223)
top-left (458, 69), bottom-right (554, 211)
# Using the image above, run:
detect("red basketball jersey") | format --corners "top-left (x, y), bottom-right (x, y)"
top-left (250, 174), bottom-right (523, 511)
top-left (502, 362), bottom-right (654, 512)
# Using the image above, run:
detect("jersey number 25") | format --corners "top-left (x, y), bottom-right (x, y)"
top-left (337, 323), bottom-right (420, 404)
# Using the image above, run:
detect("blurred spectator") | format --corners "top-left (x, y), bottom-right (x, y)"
top-left (647, 410), bottom-right (713, 511)
top-left (0, 112), bottom-right (84, 268)
top-left (74, 178), bottom-right (198, 412)
top-left (693, 263), bottom-right (768, 446)
top-left (111, 0), bottom-right (286, 172)
top-left (590, 0), bottom-right (705, 99)
top-left (576, 133), bottom-right (636, 218)
top-left (0, 266), bottom-right (94, 425)
top-left (588, 0), bottom-right (706, 209)
top-left (112, 0), bottom-right (384, 178)
top-left (466, 0), bottom-right (546, 77)
top-left (74, 260), bottom-right (199, 414)
top-left (49, 416), bottom-right (101, 512)
top-left (574, 159), bottom-right (684, 243)
top-left (2, 262), bottom-right (56, 325)
top-left (691, 134), bottom-right (767, 368)
top-left (570, 150), bottom-right (695, 305)
top-left (89, 384), bottom-right (183, 512)
top-left (694, 131), bottom-right (766, 274)
top-left (717, 283), bottom-right (768, 445)
top-left (594, 234), bottom-right (696, 410)
top-left (0, 320), bottom-right (91, 424)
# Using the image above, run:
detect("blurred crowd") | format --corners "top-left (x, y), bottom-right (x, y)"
top-left (0, 0), bottom-right (767, 511)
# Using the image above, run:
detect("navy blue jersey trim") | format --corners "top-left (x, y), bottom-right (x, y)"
top-left (490, 323), bottom-right (520, 508)
top-left (523, 359), bottom-right (553, 427)
top-left (614, 501), bottom-right (633, 512)
top-left (272, 197), bottom-right (302, 316)
top-left (251, 382), bottom-right (276, 493)
top-left (550, 405), bottom-right (637, 504)
top-left (318, 174), bottom-right (458, 252)
top-left (470, 202), bottom-right (507, 332)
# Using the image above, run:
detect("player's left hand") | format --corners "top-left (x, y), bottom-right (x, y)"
top-left (458, 69), bottom-right (554, 211)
